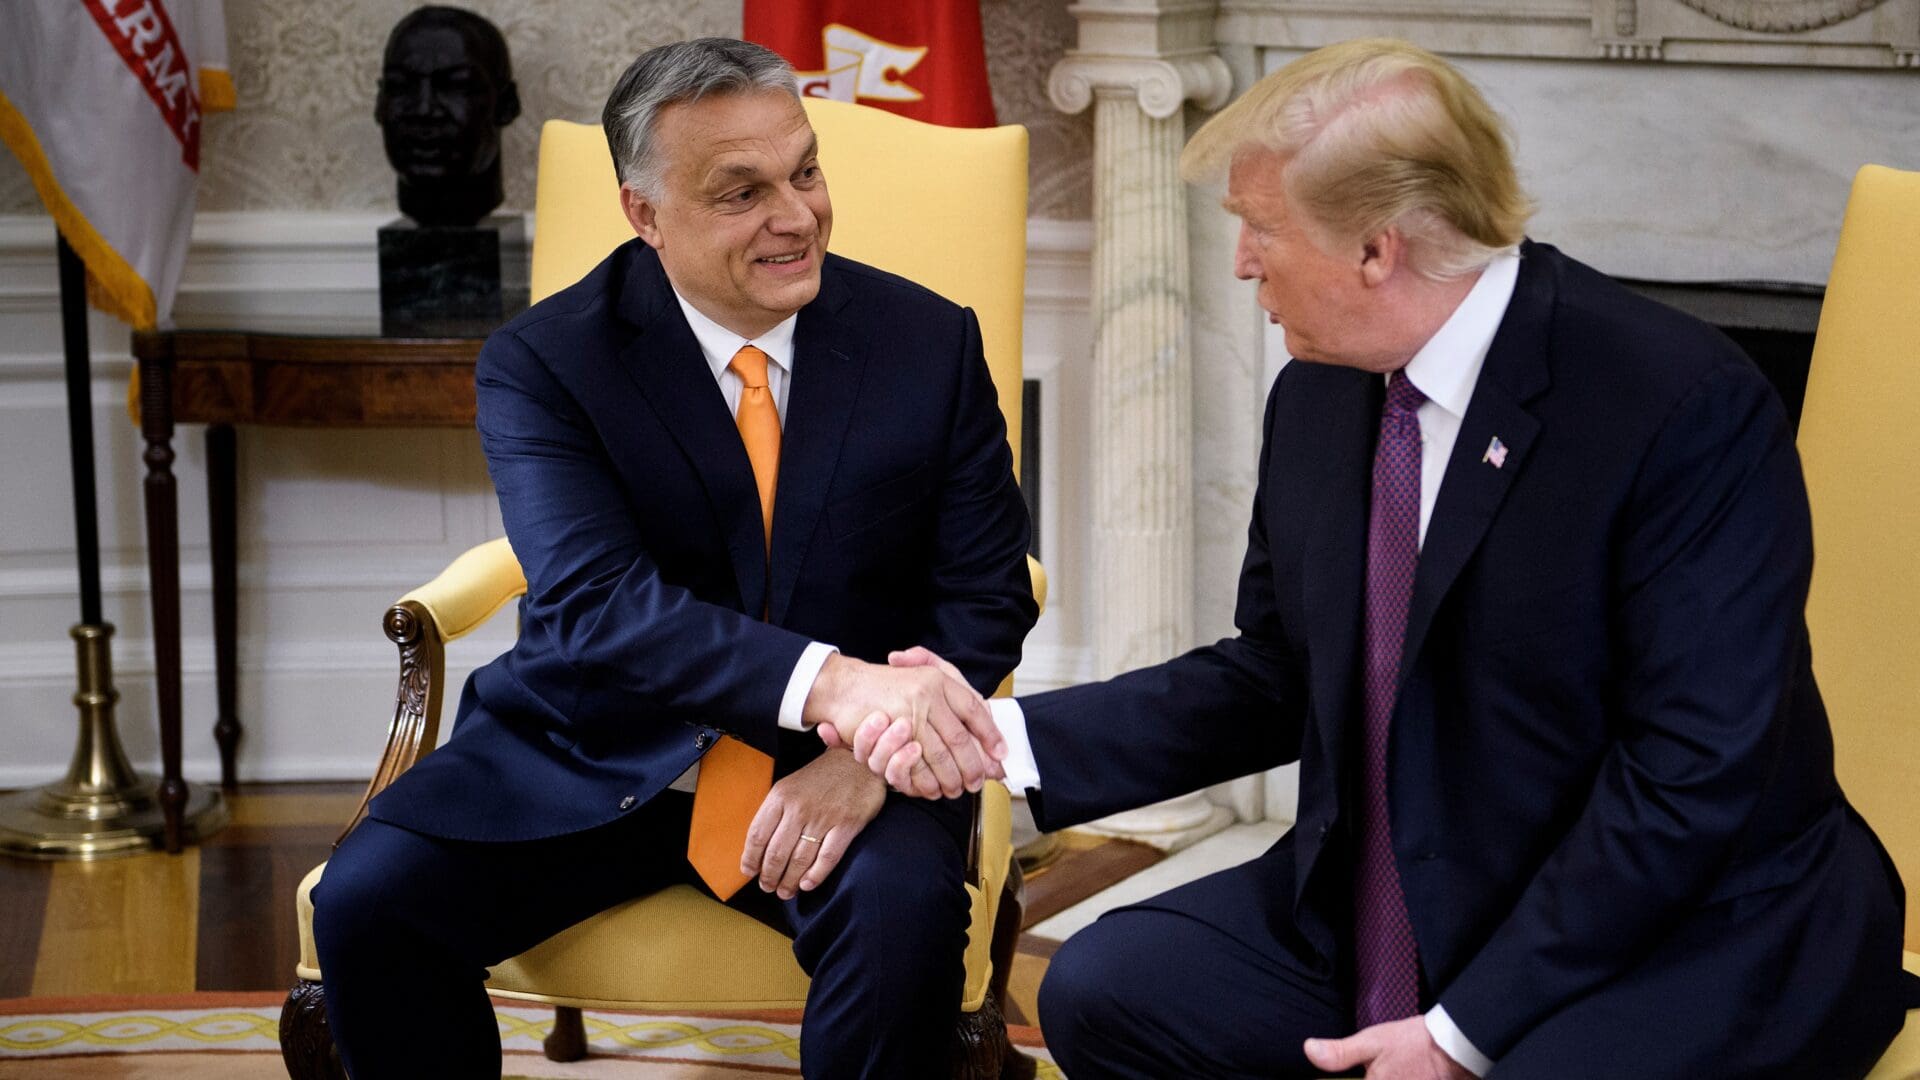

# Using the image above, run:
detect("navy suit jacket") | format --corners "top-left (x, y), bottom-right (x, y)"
top-left (370, 240), bottom-right (1037, 843)
top-left (1018, 242), bottom-right (1906, 1062)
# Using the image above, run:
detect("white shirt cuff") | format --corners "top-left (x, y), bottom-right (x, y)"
top-left (988, 697), bottom-right (1042, 793)
top-left (1426, 1006), bottom-right (1493, 1078)
top-left (778, 642), bottom-right (838, 731)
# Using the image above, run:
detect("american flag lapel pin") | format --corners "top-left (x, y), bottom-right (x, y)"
top-left (1483, 436), bottom-right (1509, 469)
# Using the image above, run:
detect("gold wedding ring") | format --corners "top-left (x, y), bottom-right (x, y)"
top-left (799, 833), bottom-right (822, 845)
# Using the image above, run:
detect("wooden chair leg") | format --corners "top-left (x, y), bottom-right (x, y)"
top-left (545, 1004), bottom-right (588, 1062)
top-left (954, 990), bottom-right (1022, 1080)
top-left (951, 859), bottom-right (1038, 1080)
top-left (279, 979), bottom-right (347, 1080)
top-left (990, 861), bottom-right (1025, 1016)
top-left (994, 861), bottom-right (1038, 1079)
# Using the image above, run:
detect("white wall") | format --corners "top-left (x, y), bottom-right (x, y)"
top-left (1480, 56), bottom-right (1920, 284)
top-left (0, 213), bottom-right (1094, 788)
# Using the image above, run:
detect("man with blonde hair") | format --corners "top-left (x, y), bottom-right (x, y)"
top-left (856, 38), bottom-right (1911, 1078)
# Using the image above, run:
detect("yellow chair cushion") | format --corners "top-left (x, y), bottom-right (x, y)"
top-left (1800, 164), bottom-right (1920, 952)
top-left (396, 535), bottom-right (526, 645)
top-left (295, 782), bottom-right (1013, 1013)
top-left (1799, 163), bottom-right (1920, 1079)
top-left (484, 885), bottom-right (813, 1011)
top-left (527, 119), bottom-right (631, 306)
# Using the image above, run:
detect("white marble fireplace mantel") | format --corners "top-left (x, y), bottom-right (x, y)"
top-left (1217, 0), bottom-right (1920, 69)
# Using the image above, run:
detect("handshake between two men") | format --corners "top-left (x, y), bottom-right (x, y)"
top-left (729, 647), bottom-right (1007, 907)
top-left (802, 647), bottom-right (1005, 801)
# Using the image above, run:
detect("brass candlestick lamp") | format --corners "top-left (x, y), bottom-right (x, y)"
top-left (0, 237), bottom-right (225, 860)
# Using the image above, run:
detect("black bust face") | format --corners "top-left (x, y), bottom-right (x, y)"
top-left (374, 11), bottom-right (519, 189)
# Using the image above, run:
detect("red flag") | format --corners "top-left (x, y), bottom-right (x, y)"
top-left (745, 0), bottom-right (996, 127)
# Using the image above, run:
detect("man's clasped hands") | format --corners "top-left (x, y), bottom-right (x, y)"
top-left (802, 646), bottom-right (1003, 800)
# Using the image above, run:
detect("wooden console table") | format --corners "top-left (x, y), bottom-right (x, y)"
top-left (129, 329), bottom-right (486, 852)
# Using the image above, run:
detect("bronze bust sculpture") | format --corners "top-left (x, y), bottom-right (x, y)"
top-left (375, 6), bottom-right (521, 227)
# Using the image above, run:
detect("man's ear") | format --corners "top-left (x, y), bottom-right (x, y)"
top-left (622, 186), bottom-right (663, 248)
top-left (1360, 225), bottom-right (1404, 288)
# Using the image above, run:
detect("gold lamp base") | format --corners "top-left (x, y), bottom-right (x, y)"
top-left (1015, 832), bottom-right (1065, 875)
top-left (0, 778), bottom-right (226, 860)
top-left (0, 623), bottom-right (228, 860)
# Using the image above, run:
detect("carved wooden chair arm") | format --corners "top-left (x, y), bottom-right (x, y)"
top-left (337, 537), bottom-right (527, 843)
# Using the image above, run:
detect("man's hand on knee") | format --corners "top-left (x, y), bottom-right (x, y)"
top-left (739, 750), bottom-right (886, 899)
top-left (1305, 1016), bottom-right (1474, 1080)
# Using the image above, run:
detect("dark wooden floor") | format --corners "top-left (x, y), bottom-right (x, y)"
top-left (0, 783), bottom-right (1158, 1026)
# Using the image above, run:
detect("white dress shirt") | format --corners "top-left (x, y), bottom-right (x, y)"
top-left (988, 250), bottom-right (1521, 1076)
top-left (666, 290), bottom-right (837, 792)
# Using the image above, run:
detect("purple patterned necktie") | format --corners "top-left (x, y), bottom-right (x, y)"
top-left (1354, 370), bottom-right (1426, 1028)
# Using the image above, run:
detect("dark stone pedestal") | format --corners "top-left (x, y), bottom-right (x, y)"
top-left (378, 215), bottom-right (528, 337)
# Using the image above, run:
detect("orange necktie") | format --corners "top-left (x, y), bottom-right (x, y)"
top-left (687, 345), bottom-right (779, 899)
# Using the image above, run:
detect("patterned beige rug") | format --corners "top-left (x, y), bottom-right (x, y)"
top-left (0, 993), bottom-right (1059, 1078)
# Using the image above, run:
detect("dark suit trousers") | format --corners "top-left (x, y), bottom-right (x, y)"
top-left (312, 789), bottom-right (972, 1080)
top-left (1040, 851), bottom-right (1358, 1079)
top-left (1041, 823), bottom-right (1908, 1080)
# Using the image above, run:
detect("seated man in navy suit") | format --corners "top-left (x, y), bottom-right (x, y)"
top-left (312, 38), bottom-right (1034, 1080)
top-left (853, 38), bottom-right (1912, 1079)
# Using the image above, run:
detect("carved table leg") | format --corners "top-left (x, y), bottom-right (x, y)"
top-left (545, 1004), bottom-right (587, 1061)
top-left (280, 979), bottom-right (347, 1080)
top-left (139, 352), bottom-right (186, 852)
top-left (206, 423), bottom-right (240, 792)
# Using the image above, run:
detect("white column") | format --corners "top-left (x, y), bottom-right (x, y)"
top-left (1049, 6), bottom-right (1236, 851)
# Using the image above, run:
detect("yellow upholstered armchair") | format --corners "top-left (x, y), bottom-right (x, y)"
top-left (280, 100), bottom-right (1046, 1080)
top-left (1798, 164), bottom-right (1920, 1078)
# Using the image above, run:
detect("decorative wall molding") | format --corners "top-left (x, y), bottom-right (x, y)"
top-left (1216, 0), bottom-right (1920, 68)
top-left (1676, 0), bottom-right (1888, 33)
top-left (0, 635), bottom-right (510, 685)
top-left (1049, 0), bottom-right (1235, 117)
top-left (4, 212), bottom-right (1090, 317)
top-left (1049, 53), bottom-right (1236, 117)
top-left (1024, 220), bottom-right (1096, 310)
top-left (1218, 0), bottom-right (1596, 64)
top-left (0, 560), bottom-right (479, 601)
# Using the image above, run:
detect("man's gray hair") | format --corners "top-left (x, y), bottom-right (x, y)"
top-left (602, 38), bottom-right (798, 199)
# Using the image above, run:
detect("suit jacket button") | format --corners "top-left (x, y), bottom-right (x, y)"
top-left (1317, 823), bottom-right (1330, 840)
top-left (619, 795), bottom-right (636, 811)
top-left (694, 731), bottom-right (714, 750)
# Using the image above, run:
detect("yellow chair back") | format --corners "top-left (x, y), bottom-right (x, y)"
top-left (1799, 164), bottom-right (1920, 950)
top-left (529, 100), bottom-right (1029, 475)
